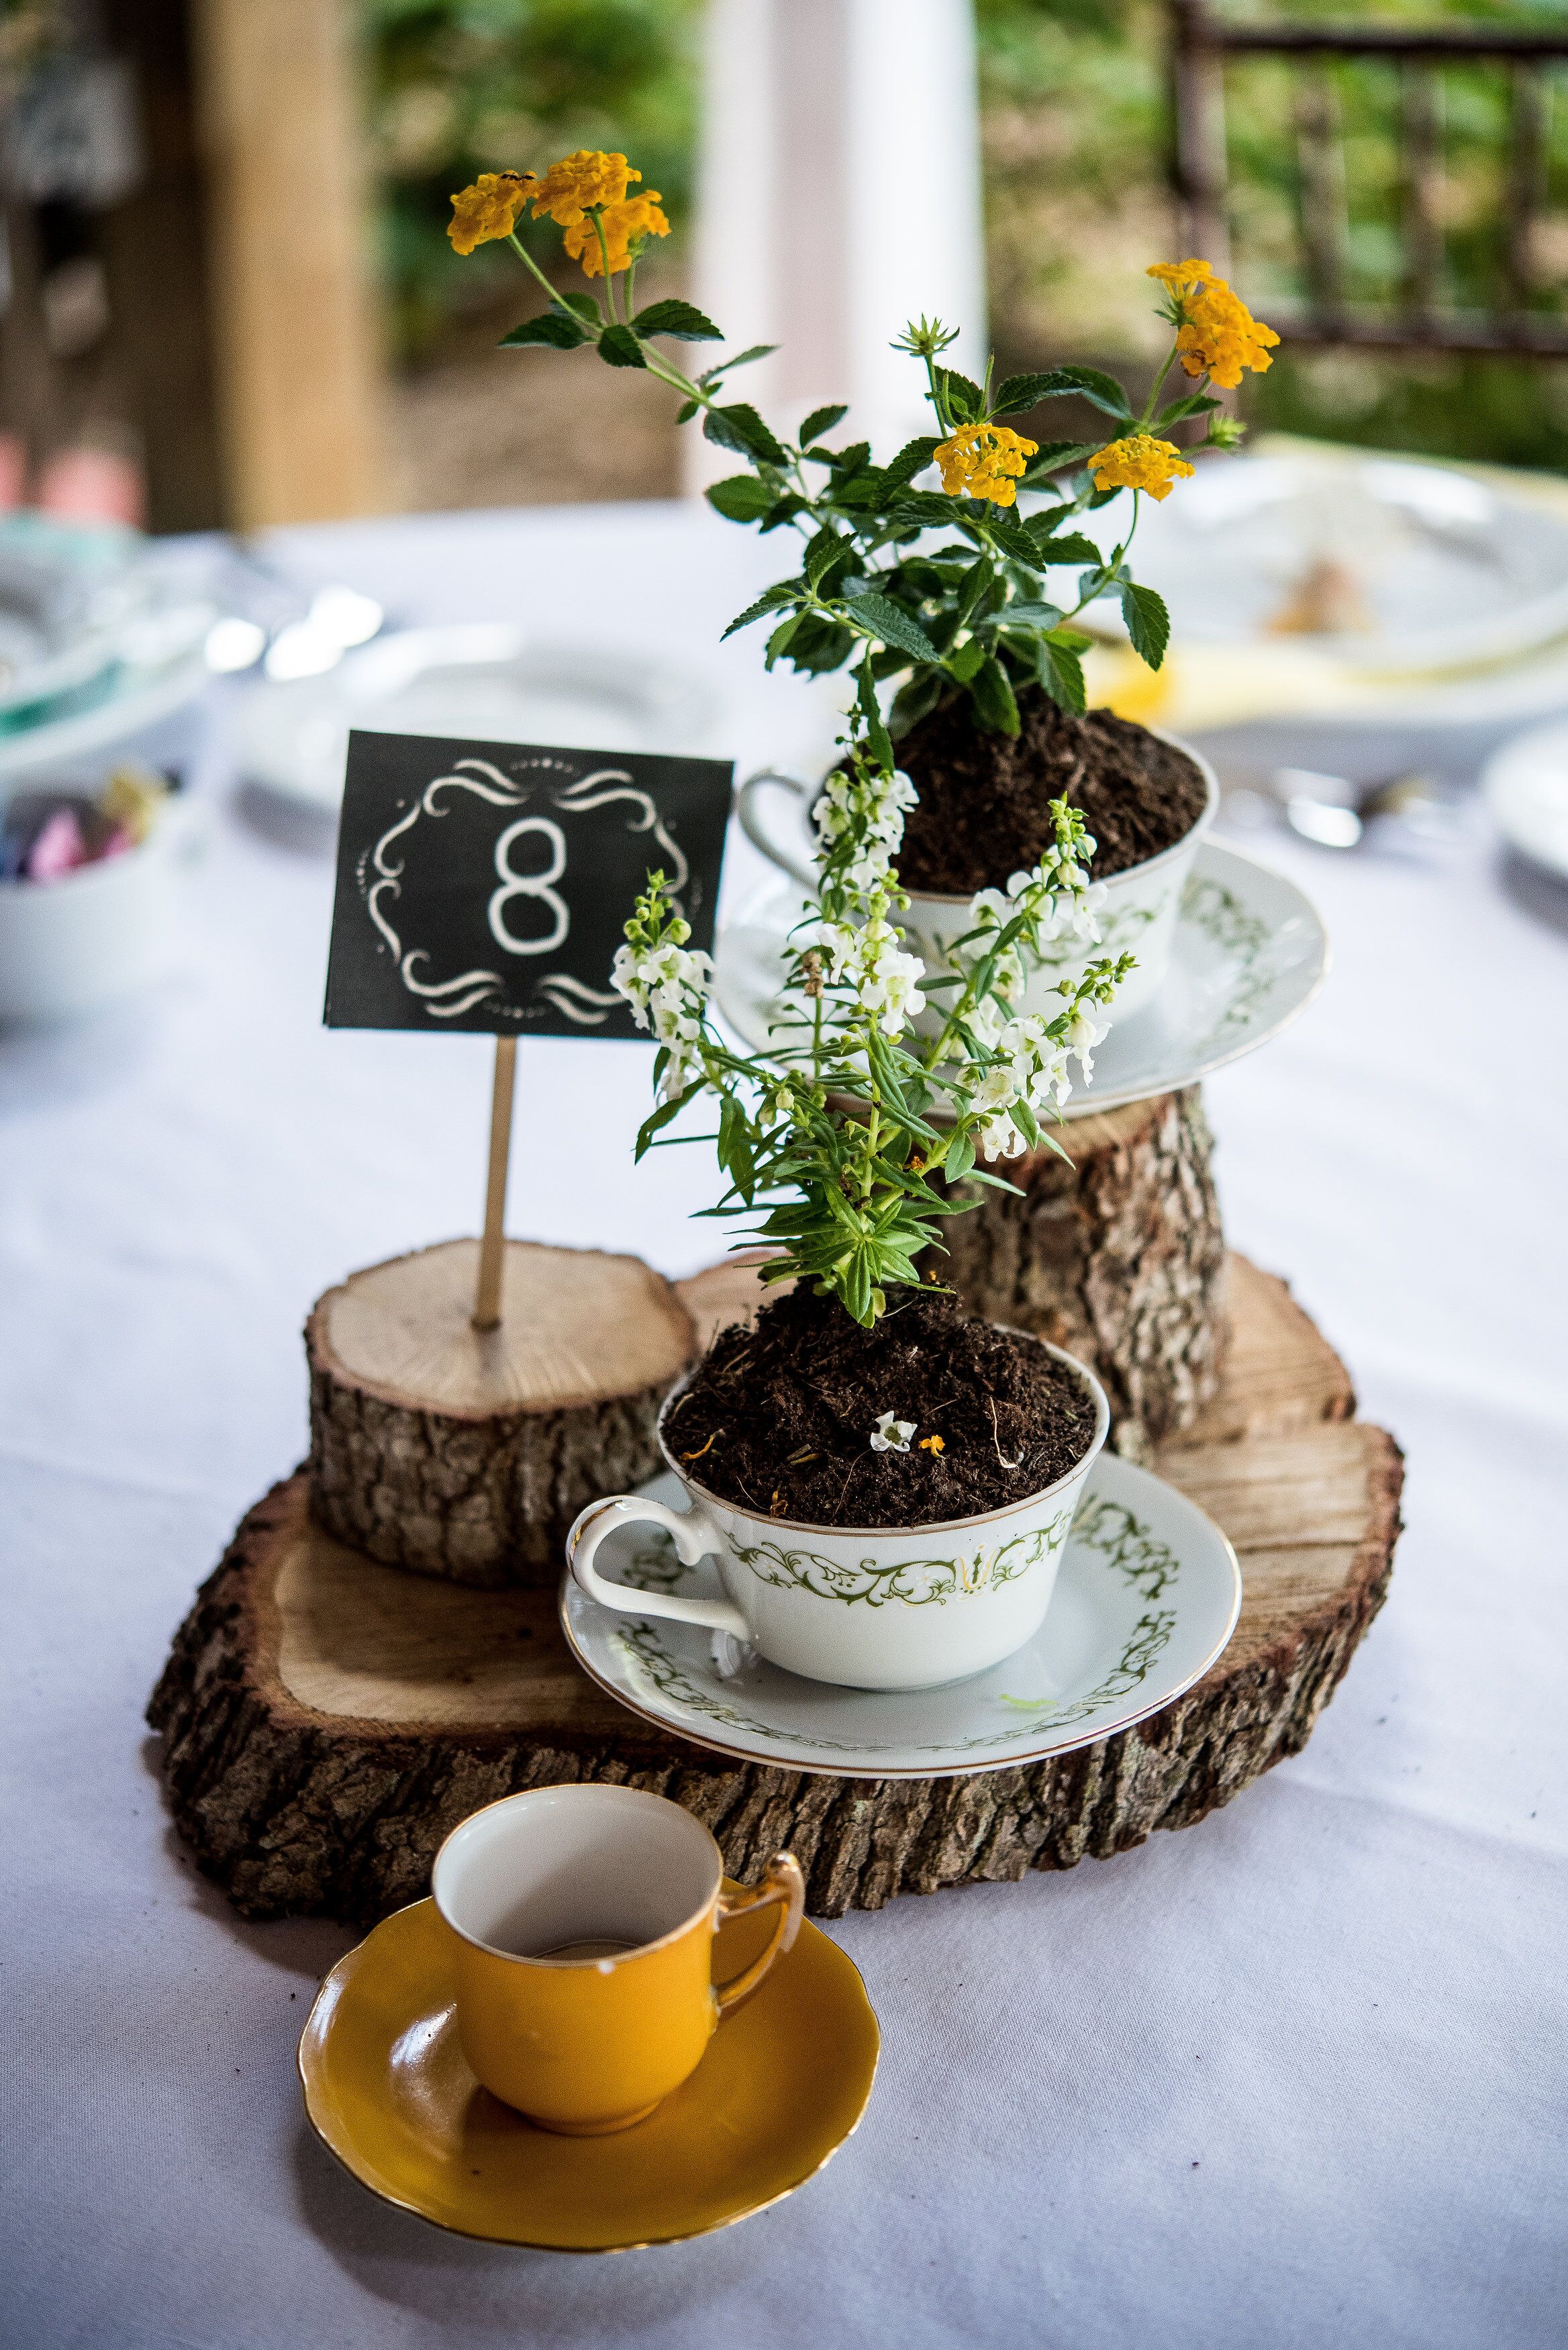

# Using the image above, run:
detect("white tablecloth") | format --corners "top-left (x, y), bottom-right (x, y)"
top-left (4, 504), bottom-right (1566, 2350)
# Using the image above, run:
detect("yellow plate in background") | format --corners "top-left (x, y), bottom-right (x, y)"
top-left (298, 1890), bottom-right (879, 2251)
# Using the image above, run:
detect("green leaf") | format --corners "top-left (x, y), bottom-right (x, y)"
top-left (707, 342), bottom-right (778, 378)
top-left (722, 582), bottom-right (798, 639)
top-left (799, 403), bottom-right (848, 444)
top-left (842, 594), bottom-right (941, 666)
top-left (990, 371), bottom-right (1067, 418)
top-left (1037, 637), bottom-right (1087, 716)
top-left (703, 403), bottom-right (787, 465)
top-left (884, 435), bottom-right (943, 487)
top-left (758, 494), bottom-right (807, 533)
top-left (784, 614), bottom-right (856, 675)
top-left (499, 311), bottom-right (587, 350)
top-left (705, 473), bottom-right (778, 522)
top-left (597, 324), bottom-right (647, 369)
top-left (1153, 391), bottom-right (1220, 427)
top-left (954, 558), bottom-right (995, 628)
top-left (938, 368), bottom-right (985, 422)
top-left (675, 399), bottom-right (698, 424)
top-left (1012, 365), bottom-right (1132, 420)
top-left (1001, 599), bottom-right (1063, 629)
top-left (945, 637), bottom-right (985, 684)
top-left (985, 516), bottom-right (1047, 569)
top-left (1028, 530), bottom-right (1101, 566)
top-left (1020, 440), bottom-right (1108, 483)
top-left (805, 527), bottom-right (843, 587)
top-left (765, 611), bottom-right (804, 667)
top-left (1120, 580), bottom-right (1171, 670)
top-left (889, 489), bottom-right (963, 528)
top-left (634, 1092), bottom-right (686, 1159)
top-left (556, 292), bottom-right (601, 322)
top-left (856, 657), bottom-right (893, 771)
top-left (969, 655), bottom-right (1020, 735)
top-left (632, 297), bottom-right (723, 341)
top-left (943, 1130), bottom-right (977, 1182)
top-left (888, 670), bottom-right (944, 738)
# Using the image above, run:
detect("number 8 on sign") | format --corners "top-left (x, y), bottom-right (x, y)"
top-left (488, 817), bottom-right (570, 955)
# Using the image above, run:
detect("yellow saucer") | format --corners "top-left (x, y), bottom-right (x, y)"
top-left (298, 1889), bottom-right (879, 2251)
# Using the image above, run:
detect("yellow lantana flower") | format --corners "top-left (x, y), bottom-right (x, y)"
top-left (446, 171), bottom-right (537, 256)
top-left (530, 149), bottom-right (638, 226)
top-left (935, 422), bottom-right (1038, 507)
top-left (1146, 258), bottom-right (1214, 291)
top-left (1146, 261), bottom-right (1279, 389)
top-left (563, 191), bottom-right (670, 278)
top-left (1175, 277), bottom-right (1280, 387)
top-left (1087, 434), bottom-right (1196, 502)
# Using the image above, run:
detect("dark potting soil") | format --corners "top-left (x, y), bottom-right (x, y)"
top-left (893, 686), bottom-right (1208, 895)
top-left (665, 1284), bottom-right (1098, 1530)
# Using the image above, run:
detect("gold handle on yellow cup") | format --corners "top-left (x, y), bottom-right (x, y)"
top-left (712, 1854), bottom-right (805, 2018)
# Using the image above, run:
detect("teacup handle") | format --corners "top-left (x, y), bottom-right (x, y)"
top-left (736, 767), bottom-right (816, 888)
top-left (567, 1495), bottom-right (750, 1639)
top-left (714, 1854), bottom-right (806, 2017)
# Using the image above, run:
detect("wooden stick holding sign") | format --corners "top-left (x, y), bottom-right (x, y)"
top-left (473, 1037), bottom-right (517, 1331)
top-left (316, 727), bottom-right (733, 1583)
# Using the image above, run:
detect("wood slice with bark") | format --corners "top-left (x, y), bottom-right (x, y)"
top-left (938, 1086), bottom-right (1228, 1451)
top-left (150, 1254), bottom-right (1400, 1924)
top-left (306, 1238), bottom-right (695, 1589)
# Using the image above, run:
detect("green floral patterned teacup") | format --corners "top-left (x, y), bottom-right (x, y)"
top-left (736, 737), bottom-right (1218, 1032)
top-left (567, 1340), bottom-right (1109, 1693)
top-left (899, 739), bottom-right (1219, 1030)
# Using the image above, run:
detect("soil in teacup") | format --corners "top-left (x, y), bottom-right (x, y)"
top-left (667, 1284), bottom-right (1097, 1531)
top-left (893, 685), bottom-right (1208, 895)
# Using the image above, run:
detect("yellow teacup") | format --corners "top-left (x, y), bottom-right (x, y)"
top-left (430, 1784), bottom-right (805, 2136)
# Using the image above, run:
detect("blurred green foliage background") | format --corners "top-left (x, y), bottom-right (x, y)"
top-left (364, 0), bottom-right (1568, 469)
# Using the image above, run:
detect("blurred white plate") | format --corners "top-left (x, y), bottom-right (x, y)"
top-left (714, 841), bottom-right (1326, 1118)
top-left (1085, 454), bottom-right (1568, 678)
top-left (235, 624), bottom-right (721, 812)
top-left (1483, 719), bottom-right (1568, 882)
top-left (0, 646), bottom-right (210, 782)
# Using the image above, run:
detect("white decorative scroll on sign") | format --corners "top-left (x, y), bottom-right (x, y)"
top-left (325, 732), bottom-right (732, 1038)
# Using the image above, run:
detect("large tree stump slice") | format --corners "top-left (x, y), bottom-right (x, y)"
top-left (151, 1254), bottom-right (1401, 1922)
top-left (940, 1086), bottom-right (1227, 1452)
top-left (306, 1239), bottom-right (695, 1589)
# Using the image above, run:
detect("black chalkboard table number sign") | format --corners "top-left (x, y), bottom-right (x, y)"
top-left (303, 728), bottom-right (733, 1586)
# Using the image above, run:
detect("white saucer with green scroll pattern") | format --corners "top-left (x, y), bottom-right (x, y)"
top-left (558, 1455), bottom-right (1240, 1780)
top-left (713, 841), bottom-right (1326, 1119)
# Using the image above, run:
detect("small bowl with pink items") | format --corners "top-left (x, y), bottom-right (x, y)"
top-left (0, 763), bottom-right (193, 1022)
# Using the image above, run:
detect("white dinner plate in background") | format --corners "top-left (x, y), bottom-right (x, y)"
top-left (1483, 718), bottom-right (1568, 883)
top-left (1077, 453), bottom-right (1568, 679)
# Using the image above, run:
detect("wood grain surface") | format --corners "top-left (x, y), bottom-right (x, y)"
top-left (305, 1238), bottom-right (696, 1585)
top-left (150, 1254), bottom-right (1401, 1922)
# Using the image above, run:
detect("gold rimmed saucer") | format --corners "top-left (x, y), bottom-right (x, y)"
top-left (298, 1889), bottom-right (879, 2251)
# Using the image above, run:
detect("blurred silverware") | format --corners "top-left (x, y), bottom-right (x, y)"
top-left (1271, 766), bottom-right (1464, 850)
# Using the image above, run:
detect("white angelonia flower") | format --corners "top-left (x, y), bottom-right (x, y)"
top-left (612, 933), bottom-right (716, 1099)
top-left (870, 1411), bottom-right (916, 1453)
top-left (812, 764), bottom-right (919, 880)
top-left (978, 1109), bottom-right (1029, 1163)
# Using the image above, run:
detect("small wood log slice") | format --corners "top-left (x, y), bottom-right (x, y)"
top-left (940, 1086), bottom-right (1228, 1452)
top-left (150, 1254), bottom-right (1402, 1924)
top-left (306, 1239), bottom-right (696, 1589)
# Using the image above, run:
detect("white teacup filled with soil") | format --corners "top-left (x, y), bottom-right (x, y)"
top-left (569, 1286), bottom-right (1108, 1692)
top-left (738, 698), bottom-right (1216, 1032)
top-left (886, 696), bottom-right (1216, 1029)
